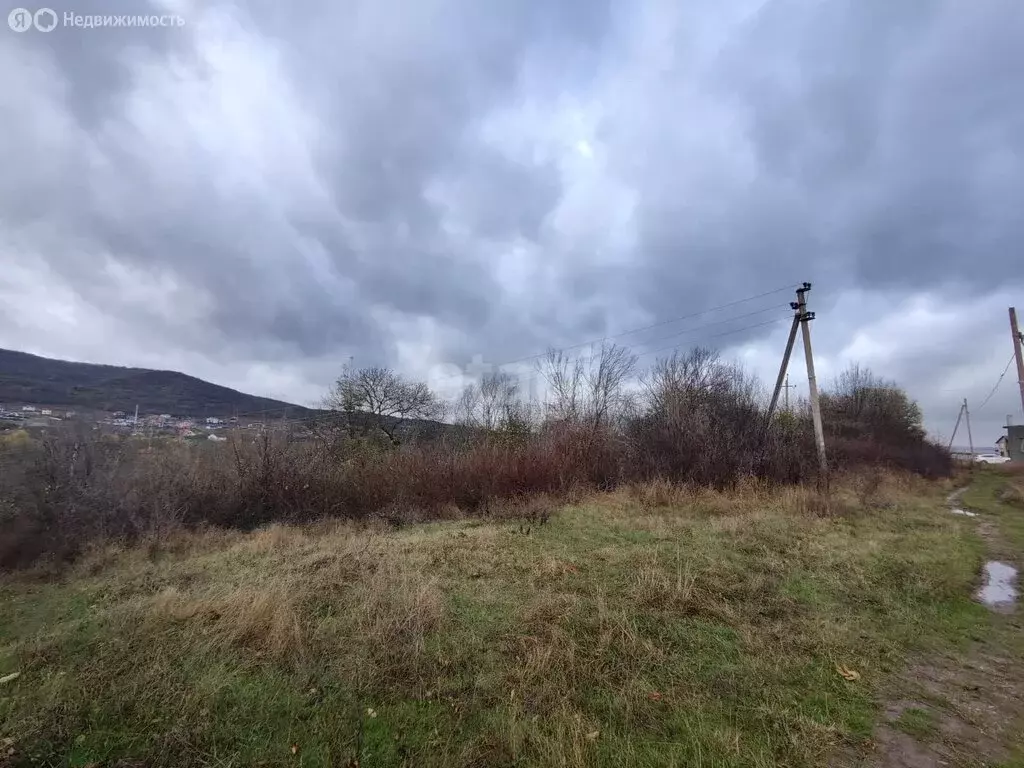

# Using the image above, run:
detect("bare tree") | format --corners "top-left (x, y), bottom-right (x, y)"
top-left (642, 347), bottom-right (725, 415)
top-left (324, 366), bottom-right (443, 443)
top-left (585, 342), bottom-right (638, 430)
top-left (455, 371), bottom-right (525, 431)
top-left (536, 349), bottom-right (585, 423)
top-left (536, 343), bottom-right (637, 430)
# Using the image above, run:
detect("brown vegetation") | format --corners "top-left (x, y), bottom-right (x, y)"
top-left (0, 351), bottom-right (950, 570)
top-left (2, 469), bottom-right (994, 767)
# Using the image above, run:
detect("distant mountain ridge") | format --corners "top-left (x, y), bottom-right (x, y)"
top-left (0, 348), bottom-right (314, 417)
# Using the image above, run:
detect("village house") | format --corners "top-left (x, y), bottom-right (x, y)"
top-left (1000, 425), bottom-right (1024, 462)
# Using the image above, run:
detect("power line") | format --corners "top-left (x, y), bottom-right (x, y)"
top-left (627, 306), bottom-right (789, 356)
top-left (452, 303), bottom-right (788, 374)
top-left (226, 284), bottom-right (799, 418)
top-left (103, 311), bottom-right (795, 437)
top-left (423, 288), bottom-right (797, 386)
top-left (631, 316), bottom-right (792, 362)
top-left (497, 313), bottom-right (793, 391)
top-left (495, 284), bottom-right (797, 366)
top-left (976, 354), bottom-right (1016, 412)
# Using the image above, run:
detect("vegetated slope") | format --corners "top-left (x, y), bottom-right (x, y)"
top-left (0, 347), bottom-right (312, 416)
top-left (0, 473), bottom-right (999, 767)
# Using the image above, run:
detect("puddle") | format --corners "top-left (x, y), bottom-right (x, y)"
top-left (976, 561), bottom-right (1019, 610)
top-left (946, 487), bottom-right (968, 504)
top-left (951, 508), bottom-right (977, 517)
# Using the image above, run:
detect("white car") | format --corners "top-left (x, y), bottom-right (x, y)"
top-left (974, 454), bottom-right (1011, 465)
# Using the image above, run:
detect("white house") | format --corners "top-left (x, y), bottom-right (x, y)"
top-left (21, 405), bottom-right (37, 412)
top-left (206, 417), bottom-right (222, 425)
top-left (996, 435), bottom-right (1009, 457)
top-left (40, 409), bottom-right (52, 416)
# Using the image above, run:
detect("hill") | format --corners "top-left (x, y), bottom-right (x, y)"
top-left (0, 348), bottom-right (313, 417)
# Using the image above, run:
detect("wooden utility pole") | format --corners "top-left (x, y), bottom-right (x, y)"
top-left (766, 307), bottom-right (802, 422)
top-left (1010, 307), bottom-right (1024, 416)
top-left (797, 283), bottom-right (828, 478)
top-left (963, 398), bottom-right (974, 456)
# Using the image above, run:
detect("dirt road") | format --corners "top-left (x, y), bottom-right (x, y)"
top-left (847, 477), bottom-right (1024, 768)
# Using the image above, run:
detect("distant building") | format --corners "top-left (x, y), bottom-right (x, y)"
top-left (206, 417), bottom-right (222, 425)
top-left (40, 408), bottom-right (52, 416)
top-left (21, 405), bottom-right (37, 412)
top-left (1001, 426), bottom-right (1024, 462)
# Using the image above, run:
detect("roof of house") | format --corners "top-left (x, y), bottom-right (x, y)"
top-left (996, 435), bottom-right (1008, 444)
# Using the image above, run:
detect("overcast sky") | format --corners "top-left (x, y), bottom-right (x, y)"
top-left (2, 0), bottom-right (1022, 445)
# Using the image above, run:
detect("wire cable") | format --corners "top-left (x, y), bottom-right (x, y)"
top-left (225, 283), bottom-right (800, 417)
top-left (974, 354), bottom-right (1015, 415)
top-left (492, 284), bottom-right (797, 366)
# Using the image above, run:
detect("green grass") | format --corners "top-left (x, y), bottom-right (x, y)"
top-left (892, 707), bottom-right (938, 740)
top-left (960, 466), bottom-right (1024, 553)
top-left (0, 474), bottom-right (995, 767)
top-left (956, 465), bottom-right (1024, 763)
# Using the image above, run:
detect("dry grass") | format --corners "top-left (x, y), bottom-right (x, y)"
top-left (1, 395), bottom-right (952, 570)
top-left (149, 585), bottom-right (305, 660)
top-left (998, 477), bottom-right (1024, 507)
top-left (0, 470), bottom-right (991, 767)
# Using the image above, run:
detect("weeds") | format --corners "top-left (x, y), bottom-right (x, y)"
top-left (0, 472), bottom-right (985, 766)
top-left (0, 354), bottom-right (950, 570)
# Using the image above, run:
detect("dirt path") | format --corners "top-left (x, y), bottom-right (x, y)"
top-left (847, 484), bottom-right (1024, 767)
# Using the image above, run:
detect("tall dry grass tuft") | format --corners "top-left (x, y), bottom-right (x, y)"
top-left (150, 585), bottom-right (305, 660)
top-left (352, 563), bottom-right (444, 689)
top-left (628, 478), bottom-right (689, 509)
top-left (999, 477), bottom-right (1024, 507)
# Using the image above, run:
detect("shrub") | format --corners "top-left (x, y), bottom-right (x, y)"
top-left (0, 357), bottom-right (951, 569)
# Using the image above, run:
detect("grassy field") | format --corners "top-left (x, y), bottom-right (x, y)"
top-left (961, 464), bottom-right (1024, 554)
top-left (0, 473), bottom-right (998, 767)
top-left (858, 464), bottom-right (1024, 768)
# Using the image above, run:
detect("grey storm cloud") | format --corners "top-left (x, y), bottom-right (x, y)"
top-left (1, 0), bottom-right (1023, 439)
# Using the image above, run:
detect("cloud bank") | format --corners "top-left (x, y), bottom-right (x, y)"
top-left (2, 0), bottom-right (1023, 443)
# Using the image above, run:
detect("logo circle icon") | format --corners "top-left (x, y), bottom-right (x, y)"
top-left (8, 7), bottom-right (33, 31)
top-left (34, 7), bottom-right (57, 31)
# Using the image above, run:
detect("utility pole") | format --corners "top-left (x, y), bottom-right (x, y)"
top-left (947, 402), bottom-right (965, 451)
top-left (797, 283), bottom-right (828, 479)
top-left (963, 398), bottom-right (974, 456)
top-left (1010, 307), bottom-right (1024, 416)
top-left (783, 374), bottom-right (796, 411)
top-left (766, 306), bottom-right (802, 422)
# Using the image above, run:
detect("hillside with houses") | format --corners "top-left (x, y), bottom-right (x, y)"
top-left (0, 348), bottom-right (314, 417)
